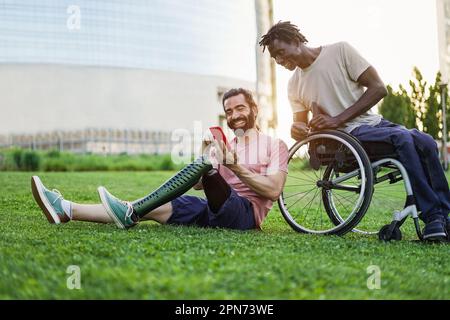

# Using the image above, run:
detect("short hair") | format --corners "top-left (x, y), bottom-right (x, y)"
top-left (222, 88), bottom-right (258, 110)
top-left (259, 21), bottom-right (308, 52)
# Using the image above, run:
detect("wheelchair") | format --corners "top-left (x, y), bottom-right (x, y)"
top-left (278, 129), bottom-right (424, 241)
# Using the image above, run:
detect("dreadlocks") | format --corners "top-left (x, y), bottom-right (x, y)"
top-left (259, 21), bottom-right (308, 52)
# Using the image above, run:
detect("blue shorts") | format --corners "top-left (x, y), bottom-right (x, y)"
top-left (167, 188), bottom-right (256, 230)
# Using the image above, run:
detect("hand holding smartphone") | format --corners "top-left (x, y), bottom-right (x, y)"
top-left (209, 126), bottom-right (230, 150)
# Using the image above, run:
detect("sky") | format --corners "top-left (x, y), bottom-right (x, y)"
top-left (272, 0), bottom-right (440, 143)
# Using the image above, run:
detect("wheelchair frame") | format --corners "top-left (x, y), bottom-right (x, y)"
top-left (278, 130), bottom-right (423, 241)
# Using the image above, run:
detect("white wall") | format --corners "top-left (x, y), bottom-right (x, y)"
top-left (0, 64), bottom-right (255, 135)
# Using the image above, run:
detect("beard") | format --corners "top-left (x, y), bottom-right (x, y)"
top-left (228, 110), bottom-right (256, 133)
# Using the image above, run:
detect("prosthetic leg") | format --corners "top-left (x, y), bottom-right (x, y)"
top-left (132, 156), bottom-right (213, 218)
top-left (202, 168), bottom-right (231, 213)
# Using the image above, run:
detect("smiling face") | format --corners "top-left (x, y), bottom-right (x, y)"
top-left (223, 93), bottom-right (257, 132)
top-left (268, 39), bottom-right (302, 71)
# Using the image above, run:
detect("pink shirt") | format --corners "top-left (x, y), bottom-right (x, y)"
top-left (216, 131), bottom-right (289, 228)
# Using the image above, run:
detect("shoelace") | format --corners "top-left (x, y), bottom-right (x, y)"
top-left (51, 189), bottom-right (64, 205)
top-left (112, 194), bottom-right (134, 220)
top-left (124, 203), bottom-right (134, 220)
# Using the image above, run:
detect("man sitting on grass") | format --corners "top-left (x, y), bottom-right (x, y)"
top-left (31, 88), bottom-right (289, 231)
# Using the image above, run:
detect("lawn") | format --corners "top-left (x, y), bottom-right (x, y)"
top-left (0, 171), bottom-right (449, 299)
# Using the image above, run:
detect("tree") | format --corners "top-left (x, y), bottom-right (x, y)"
top-left (423, 72), bottom-right (443, 139)
top-left (409, 67), bottom-right (427, 130)
top-left (378, 85), bottom-right (416, 128)
top-left (378, 67), bottom-right (449, 140)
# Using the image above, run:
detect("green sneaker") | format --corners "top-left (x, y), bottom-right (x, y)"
top-left (98, 186), bottom-right (138, 229)
top-left (31, 176), bottom-right (70, 224)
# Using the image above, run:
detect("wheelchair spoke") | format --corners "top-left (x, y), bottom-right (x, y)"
top-left (315, 188), bottom-right (324, 229)
top-left (299, 187), bottom-right (320, 224)
top-left (333, 194), bottom-right (352, 215)
top-left (287, 174), bottom-right (318, 183)
top-left (284, 187), bottom-right (316, 201)
top-left (280, 131), bottom-right (372, 235)
top-left (286, 188), bottom-right (317, 209)
top-left (284, 183), bottom-right (319, 188)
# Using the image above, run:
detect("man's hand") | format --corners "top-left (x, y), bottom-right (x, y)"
top-left (291, 122), bottom-right (309, 141)
top-left (309, 114), bottom-right (342, 130)
top-left (309, 102), bottom-right (342, 130)
top-left (212, 140), bottom-right (238, 168)
top-left (201, 132), bottom-right (214, 155)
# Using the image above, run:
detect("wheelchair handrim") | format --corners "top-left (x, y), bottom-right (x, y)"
top-left (279, 133), bottom-right (368, 235)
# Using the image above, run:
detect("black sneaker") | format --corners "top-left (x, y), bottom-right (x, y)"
top-left (423, 216), bottom-right (447, 242)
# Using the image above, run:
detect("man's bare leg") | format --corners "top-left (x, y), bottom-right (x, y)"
top-left (31, 175), bottom-right (174, 226)
top-left (72, 203), bottom-right (112, 224)
top-left (72, 202), bottom-right (173, 224)
top-left (140, 202), bottom-right (173, 224)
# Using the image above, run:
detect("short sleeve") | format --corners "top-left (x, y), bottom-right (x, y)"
top-left (288, 73), bottom-right (307, 113)
top-left (341, 42), bottom-right (371, 82)
top-left (266, 139), bottom-right (289, 175)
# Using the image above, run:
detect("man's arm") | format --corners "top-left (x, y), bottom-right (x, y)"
top-left (309, 66), bottom-right (388, 130)
top-left (212, 140), bottom-right (287, 201)
top-left (226, 165), bottom-right (287, 202)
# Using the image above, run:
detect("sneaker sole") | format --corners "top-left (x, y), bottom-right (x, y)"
top-left (97, 186), bottom-right (125, 230)
top-left (423, 232), bottom-right (447, 241)
top-left (31, 176), bottom-right (61, 224)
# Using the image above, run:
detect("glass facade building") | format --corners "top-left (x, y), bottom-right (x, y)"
top-left (0, 1), bottom-right (276, 153)
top-left (0, 0), bottom-right (256, 82)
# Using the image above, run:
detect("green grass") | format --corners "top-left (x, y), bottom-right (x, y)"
top-left (0, 171), bottom-right (449, 299)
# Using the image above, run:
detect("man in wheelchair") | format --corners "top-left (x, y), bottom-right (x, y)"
top-left (260, 21), bottom-right (450, 241)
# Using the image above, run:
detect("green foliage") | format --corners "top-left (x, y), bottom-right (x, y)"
top-left (423, 72), bottom-right (443, 139)
top-left (379, 67), bottom-right (450, 140)
top-left (378, 85), bottom-right (416, 128)
top-left (0, 149), bottom-right (42, 171)
top-left (0, 149), bottom-right (184, 172)
top-left (409, 67), bottom-right (428, 125)
top-left (12, 149), bottom-right (23, 169)
top-left (46, 150), bottom-right (61, 158)
top-left (0, 171), bottom-right (449, 299)
top-left (21, 151), bottom-right (41, 171)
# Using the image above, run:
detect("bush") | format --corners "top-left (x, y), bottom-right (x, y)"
top-left (46, 150), bottom-right (61, 158)
top-left (12, 149), bottom-right (23, 169)
top-left (0, 149), bottom-right (184, 172)
top-left (159, 155), bottom-right (175, 171)
top-left (21, 151), bottom-right (41, 171)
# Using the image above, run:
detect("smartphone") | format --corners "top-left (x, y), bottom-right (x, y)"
top-left (209, 126), bottom-right (230, 149)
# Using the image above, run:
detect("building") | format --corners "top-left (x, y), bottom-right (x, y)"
top-left (0, 0), bottom-right (277, 154)
top-left (436, 0), bottom-right (450, 168)
top-left (437, 0), bottom-right (450, 83)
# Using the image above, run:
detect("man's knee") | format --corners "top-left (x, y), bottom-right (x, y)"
top-left (411, 129), bottom-right (438, 155)
top-left (391, 129), bottom-right (414, 146)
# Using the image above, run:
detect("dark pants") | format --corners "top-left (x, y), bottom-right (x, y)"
top-left (350, 119), bottom-right (450, 222)
top-left (167, 189), bottom-right (256, 230)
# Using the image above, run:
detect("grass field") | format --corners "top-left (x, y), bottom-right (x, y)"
top-left (0, 171), bottom-right (449, 299)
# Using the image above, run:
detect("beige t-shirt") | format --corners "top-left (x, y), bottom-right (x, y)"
top-left (288, 41), bottom-right (382, 133)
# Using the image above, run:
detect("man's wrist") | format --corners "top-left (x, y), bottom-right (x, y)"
top-left (335, 114), bottom-right (346, 126)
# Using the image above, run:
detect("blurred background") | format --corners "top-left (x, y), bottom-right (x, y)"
top-left (0, 0), bottom-right (448, 165)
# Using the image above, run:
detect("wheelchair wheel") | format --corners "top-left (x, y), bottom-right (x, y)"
top-left (278, 130), bottom-right (374, 236)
